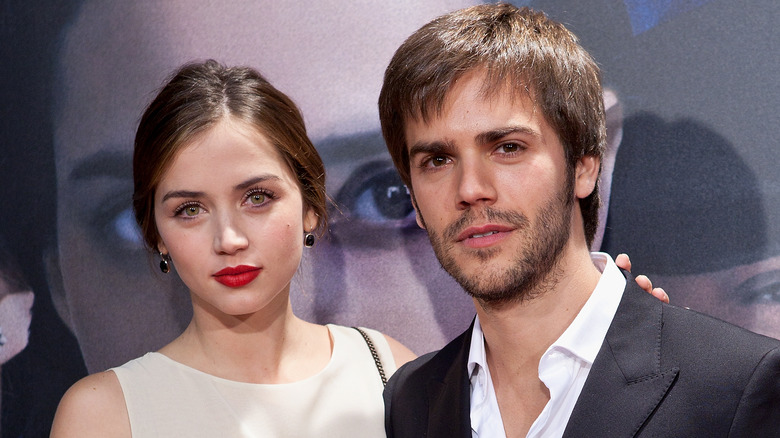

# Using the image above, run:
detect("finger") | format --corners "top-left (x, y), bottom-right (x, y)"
top-left (615, 253), bottom-right (632, 272)
top-left (634, 274), bottom-right (651, 292)
top-left (652, 287), bottom-right (670, 304)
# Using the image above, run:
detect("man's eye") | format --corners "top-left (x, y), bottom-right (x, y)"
top-left (335, 161), bottom-right (416, 224)
top-left (429, 156), bottom-right (448, 167)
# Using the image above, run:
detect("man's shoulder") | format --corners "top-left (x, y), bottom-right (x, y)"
top-left (659, 300), bottom-right (780, 359)
top-left (570, 284), bottom-right (780, 435)
top-left (618, 280), bottom-right (780, 372)
top-left (389, 326), bottom-right (472, 386)
top-left (383, 327), bottom-right (473, 435)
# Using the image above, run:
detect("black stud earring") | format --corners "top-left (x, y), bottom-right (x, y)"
top-left (304, 232), bottom-right (315, 248)
top-left (159, 253), bottom-right (171, 274)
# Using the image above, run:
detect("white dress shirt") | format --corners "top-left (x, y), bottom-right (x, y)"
top-left (468, 252), bottom-right (626, 438)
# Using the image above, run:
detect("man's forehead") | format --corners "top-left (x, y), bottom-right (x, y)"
top-left (407, 69), bottom-right (537, 128)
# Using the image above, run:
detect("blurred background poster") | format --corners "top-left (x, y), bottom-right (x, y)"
top-left (1, 1), bottom-right (777, 436)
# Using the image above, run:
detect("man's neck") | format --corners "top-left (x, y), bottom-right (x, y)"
top-left (475, 246), bottom-right (602, 437)
top-left (476, 246), bottom-right (601, 358)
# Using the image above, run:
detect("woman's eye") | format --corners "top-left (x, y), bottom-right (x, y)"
top-left (178, 205), bottom-right (201, 217)
top-left (249, 193), bottom-right (266, 205)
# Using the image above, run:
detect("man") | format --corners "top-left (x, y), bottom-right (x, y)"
top-left (378, 4), bottom-right (780, 437)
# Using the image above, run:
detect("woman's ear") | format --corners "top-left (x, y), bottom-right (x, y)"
top-left (157, 239), bottom-right (168, 255)
top-left (303, 207), bottom-right (318, 233)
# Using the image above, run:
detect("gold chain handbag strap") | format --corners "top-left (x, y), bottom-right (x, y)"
top-left (352, 327), bottom-right (387, 386)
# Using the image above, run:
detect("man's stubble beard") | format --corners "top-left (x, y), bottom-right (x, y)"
top-left (419, 170), bottom-right (575, 307)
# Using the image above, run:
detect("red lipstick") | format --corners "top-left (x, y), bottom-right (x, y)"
top-left (213, 265), bottom-right (261, 288)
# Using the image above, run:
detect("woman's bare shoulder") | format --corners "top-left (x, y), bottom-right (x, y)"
top-left (382, 333), bottom-right (417, 368)
top-left (50, 370), bottom-right (130, 438)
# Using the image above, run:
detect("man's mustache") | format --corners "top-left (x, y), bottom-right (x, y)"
top-left (443, 207), bottom-right (530, 241)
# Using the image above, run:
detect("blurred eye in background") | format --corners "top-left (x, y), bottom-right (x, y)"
top-left (737, 270), bottom-right (780, 305)
top-left (335, 160), bottom-right (416, 226)
top-left (90, 192), bottom-right (144, 251)
top-left (110, 207), bottom-right (144, 248)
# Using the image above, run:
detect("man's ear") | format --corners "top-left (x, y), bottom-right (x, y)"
top-left (575, 155), bottom-right (600, 200)
top-left (44, 246), bottom-right (75, 333)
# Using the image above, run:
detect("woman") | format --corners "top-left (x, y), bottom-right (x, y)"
top-left (50, 60), bottom-right (415, 437)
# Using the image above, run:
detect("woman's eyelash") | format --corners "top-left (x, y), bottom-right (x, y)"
top-left (173, 201), bottom-right (202, 217)
top-left (244, 187), bottom-right (278, 204)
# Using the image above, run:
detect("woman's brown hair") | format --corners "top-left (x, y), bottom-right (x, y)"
top-left (133, 60), bottom-right (327, 252)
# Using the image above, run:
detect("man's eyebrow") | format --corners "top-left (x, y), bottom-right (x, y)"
top-left (475, 126), bottom-right (538, 145)
top-left (408, 140), bottom-right (454, 159)
top-left (69, 150), bottom-right (132, 181)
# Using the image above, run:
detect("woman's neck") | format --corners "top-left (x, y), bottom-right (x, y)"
top-left (159, 295), bottom-right (331, 384)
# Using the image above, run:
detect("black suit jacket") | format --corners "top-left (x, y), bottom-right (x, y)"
top-left (384, 274), bottom-right (780, 437)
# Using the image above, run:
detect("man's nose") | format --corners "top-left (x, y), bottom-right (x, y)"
top-left (456, 157), bottom-right (497, 209)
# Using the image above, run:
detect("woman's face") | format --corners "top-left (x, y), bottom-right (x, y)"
top-left (52, 0), bottom-right (478, 371)
top-left (154, 118), bottom-right (315, 319)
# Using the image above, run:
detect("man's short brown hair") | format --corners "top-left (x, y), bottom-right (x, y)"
top-left (378, 3), bottom-right (605, 246)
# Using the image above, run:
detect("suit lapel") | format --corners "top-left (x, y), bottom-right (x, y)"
top-left (426, 322), bottom-right (474, 438)
top-left (564, 275), bottom-right (679, 437)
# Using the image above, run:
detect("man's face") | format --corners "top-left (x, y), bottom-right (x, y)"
top-left (52, 0), bottom-right (480, 371)
top-left (405, 72), bottom-right (590, 304)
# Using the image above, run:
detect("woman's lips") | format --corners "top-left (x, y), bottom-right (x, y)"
top-left (213, 265), bottom-right (261, 288)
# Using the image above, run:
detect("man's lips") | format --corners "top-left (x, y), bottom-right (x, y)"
top-left (456, 224), bottom-right (515, 248)
top-left (213, 265), bottom-right (261, 288)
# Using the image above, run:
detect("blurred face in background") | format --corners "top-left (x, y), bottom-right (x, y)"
top-left (51, 0), bottom-right (479, 371)
top-left (654, 256), bottom-right (780, 339)
top-left (0, 275), bottom-right (34, 366)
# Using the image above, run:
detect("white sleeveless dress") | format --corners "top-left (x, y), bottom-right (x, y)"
top-left (111, 324), bottom-right (396, 437)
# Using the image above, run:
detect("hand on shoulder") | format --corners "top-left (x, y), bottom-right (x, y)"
top-left (50, 370), bottom-right (130, 438)
top-left (615, 253), bottom-right (669, 303)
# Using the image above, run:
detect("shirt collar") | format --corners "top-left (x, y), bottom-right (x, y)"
top-left (467, 252), bottom-right (626, 374)
top-left (548, 252), bottom-right (626, 365)
top-left (467, 316), bottom-right (488, 401)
